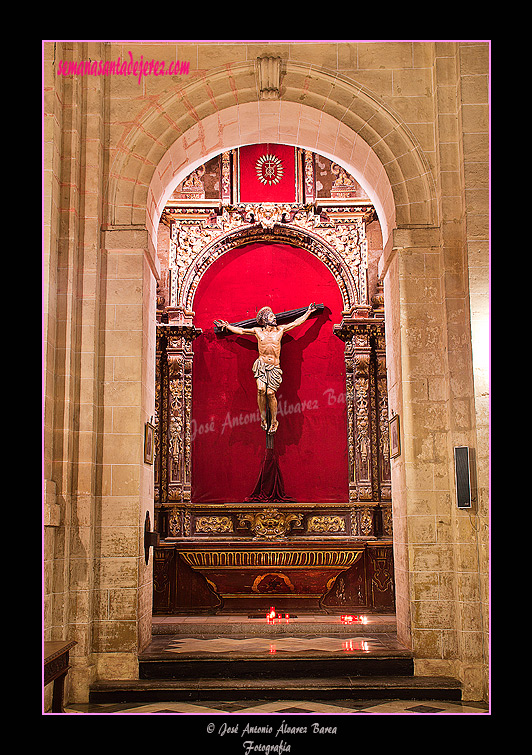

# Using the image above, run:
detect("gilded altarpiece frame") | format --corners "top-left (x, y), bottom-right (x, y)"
top-left (153, 149), bottom-right (394, 612)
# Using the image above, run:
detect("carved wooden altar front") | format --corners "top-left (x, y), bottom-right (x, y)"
top-left (153, 148), bottom-right (395, 614)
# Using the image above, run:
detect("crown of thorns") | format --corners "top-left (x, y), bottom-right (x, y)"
top-left (256, 306), bottom-right (274, 325)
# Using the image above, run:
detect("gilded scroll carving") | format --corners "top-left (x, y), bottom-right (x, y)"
top-left (221, 151), bottom-right (231, 204)
top-left (168, 354), bottom-right (183, 488)
top-left (168, 509), bottom-right (181, 537)
top-left (167, 345), bottom-right (185, 502)
top-left (166, 203), bottom-right (373, 313)
top-left (359, 507), bottom-right (374, 536)
top-left (154, 353), bottom-right (162, 503)
top-left (354, 348), bottom-right (372, 500)
top-left (195, 516), bottom-right (234, 534)
top-left (368, 546), bottom-right (394, 595)
top-left (350, 506), bottom-right (376, 538)
top-left (183, 355), bottom-right (192, 501)
top-left (333, 317), bottom-right (390, 513)
top-left (344, 340), bottom-right (356, 497)
top-left (307, 515), bottom-right (346, 533)
top-left (178, 221), bottom-right (358, 313)
top-left (252, 573), bottom-right (294, 593)
top-left (238, 508), bottom-right (303, 540)
top-left (303, 150), bottom-right (315, 202)
top-left (376, 351), bottom-right (391, 500)
top-left (381, 505), bottom-right (393, 537)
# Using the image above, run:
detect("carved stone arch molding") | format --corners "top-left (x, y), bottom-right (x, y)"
top-left (106, 59), bottom-right (438, 253)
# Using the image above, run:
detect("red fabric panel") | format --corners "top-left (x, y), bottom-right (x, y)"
top-left (246, 448), bottom-right (294, 503)
top-left (239, 144), bottom-right (296, 202)
top-left (191, 242), bottom-right (348, 503)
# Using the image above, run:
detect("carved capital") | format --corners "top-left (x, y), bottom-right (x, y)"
top-left (157, 322), bottom-right (202, 342)
top-left (371, 278), bottom-right (385, 315)
top-left (354, 351), bottom-right (371, 374)
top-left (333, 314), bottom-right (384, 343)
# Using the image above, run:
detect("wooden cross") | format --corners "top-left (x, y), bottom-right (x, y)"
top-left (214, 304), bottom-right (324, 335)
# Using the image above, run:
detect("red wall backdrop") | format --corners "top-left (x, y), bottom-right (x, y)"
top-left (191, 242), bottom-right (348, 503)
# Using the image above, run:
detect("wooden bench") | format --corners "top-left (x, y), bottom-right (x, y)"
top-left (44, 640), bottom-right (77, 713)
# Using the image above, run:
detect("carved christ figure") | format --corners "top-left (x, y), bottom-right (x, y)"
top-left (214, 303), bottom-right (318, 434)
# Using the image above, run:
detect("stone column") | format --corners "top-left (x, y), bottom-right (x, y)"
top-left (97, 225), bottom-right (158, 680)
top-left (381, 221), bottom-right (485, 698)
top-left (456, 42), bottom-right (490, 700)
top-left (44, 41), bottom-right (119, 704)
top-left (374, 323), bottom-right (393, 536)
top-left (381, 227), bottom-right (447, 658)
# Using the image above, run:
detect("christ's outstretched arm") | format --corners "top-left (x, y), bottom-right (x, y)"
top-left (214, 320), bottom-right (257, 336)
top-left (281, 303), bottom-right (318, 332)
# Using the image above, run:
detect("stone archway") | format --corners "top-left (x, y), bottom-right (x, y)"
top-left (106, 60), bottom-right (438, 252)
top-left (103, 60), bottom-right (443, 671)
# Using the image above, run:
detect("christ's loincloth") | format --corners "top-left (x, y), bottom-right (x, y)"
top-left (252, 358), bottom-right (283, 392)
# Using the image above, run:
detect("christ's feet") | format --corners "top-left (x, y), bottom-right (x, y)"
top-left (268, 419), bottom-right (279, 434)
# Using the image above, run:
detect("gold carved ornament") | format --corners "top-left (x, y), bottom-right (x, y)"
top-left (179, 550), bottom-right (362, 569)
top-left (251, 572), bottom-right (295, 594)
top-left (238, 508), bottom-right (303, 540)
top-left (195, 516), bottom-right (233, 534)
top-left (255, 154), bottom-right (284, 185)
top-left (307, 515), bottom-right (346, 533)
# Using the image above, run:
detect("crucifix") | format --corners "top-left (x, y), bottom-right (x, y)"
top-left (214, 303), bottom-right (323, 448)
top-left (214, 303), bottom-right (324, 502)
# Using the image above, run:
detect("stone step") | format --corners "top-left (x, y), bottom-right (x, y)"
top-left (138, 653), bottom-right (414, 680)
top-left (152, 618), bottom-right (398, 636)
top-left (90, 675), bottom-right (462, 704)
top-left (138, 632), bottom-right (414, 680)
top-left (90, 618), bottom-right (462, 705)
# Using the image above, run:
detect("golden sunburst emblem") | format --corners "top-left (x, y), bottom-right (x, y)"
top-left (255, 153), bottom-right (284, 185)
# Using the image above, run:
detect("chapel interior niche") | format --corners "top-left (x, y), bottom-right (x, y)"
top-left (152, 145), bottom-right (394, 616)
